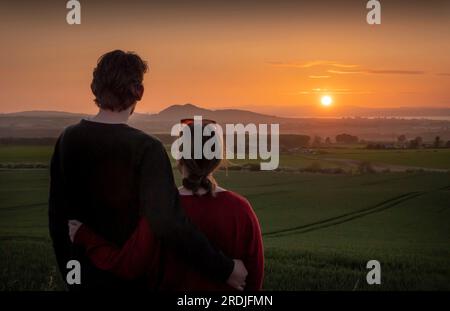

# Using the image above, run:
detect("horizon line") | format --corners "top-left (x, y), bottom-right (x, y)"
top-left (2, 103), bottom-right (450, 120)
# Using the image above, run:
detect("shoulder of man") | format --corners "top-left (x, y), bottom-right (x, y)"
top-left (60, 121), bottom-right (161, 144)
top-left (131, 128), bottom-right (165, 151)
top-left (123, 126), bottom-right (169, 162)
top-left (56, 120), bottom-right (87, 141)
top-left (131, 127), bottom-right (163, 145)
top-left (54, 123), bottom-right (79, 147)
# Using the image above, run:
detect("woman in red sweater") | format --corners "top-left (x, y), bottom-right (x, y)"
top-left (68, 120), bottom-right (264, 291)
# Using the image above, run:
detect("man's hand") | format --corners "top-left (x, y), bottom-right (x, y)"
top-left (226, 259), bottom-right (248, 291)
top-left (68, 219), bottom-right (83, 243)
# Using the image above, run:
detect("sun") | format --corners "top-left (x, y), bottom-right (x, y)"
top-left (320, 95), bottom-right (333, 107)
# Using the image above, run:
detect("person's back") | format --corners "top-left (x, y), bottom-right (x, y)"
top-left (49, 50), bottom-right (249, 291)
top-left (49, 49), bottom-right (154, 289)
top-left (161, 190), bottom-right (264, 290)
top-left (60, 120), bottom-right (153, 246)
top-left (54, 119), bottom-right (167, 289)
top-left (160, 119), bottom-right (264, 290)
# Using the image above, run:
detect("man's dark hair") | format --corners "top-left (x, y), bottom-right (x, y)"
top-left (91, 50), bottom-right (148, 111)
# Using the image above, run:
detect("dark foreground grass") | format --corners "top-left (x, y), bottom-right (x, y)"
top-left (1, 240), bottom-right (449, 291)
top-left (0, 240), bottom-right (63, 291)
top-left (264, 248), bottom-right (450, 291)
top-left (0, 168), bottom-right (449, 290)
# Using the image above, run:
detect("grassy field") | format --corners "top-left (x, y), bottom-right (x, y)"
top-left (0, 145), bottom-right (53, 164)
top-left (315, 148), bottom-right (450, 170)
top-left (0, 145), bottom-right (449, 290)
top-left (3, 144), bottom-right (449, 171)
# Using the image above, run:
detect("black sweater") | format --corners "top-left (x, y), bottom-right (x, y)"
top-left (48, 119), bottom-right (233, 290)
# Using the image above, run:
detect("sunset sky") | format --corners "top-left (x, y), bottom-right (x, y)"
top-left (0, 0), bottom-right (449, 116)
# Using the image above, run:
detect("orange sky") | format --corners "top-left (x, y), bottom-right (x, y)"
top-left (0, 0), bottom-right (449, 116)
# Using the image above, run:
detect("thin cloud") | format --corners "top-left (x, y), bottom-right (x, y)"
top-left (294, 88), bottom-right (373, 95)
top-left (366, 69), bottom-right (425, 75)
top-left (308, 75), bottom-right (331, 79)
top-left (328, 69), bottom-right (425, 75)
top-left (327, 69), bottom-right (364, 75)
top-left (330, 63), bottom-right (359, 68)
top-left (269, 60), bottom-right (426, 76)
top-left (268, 60), bottom-right (358, 69)
top-left (436, 72), bottom-right (450, 76)
top-left (270, 60), bottom-right (427, 78)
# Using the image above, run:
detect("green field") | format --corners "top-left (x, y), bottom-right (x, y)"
top-left (316, 148), bottom-right (450, 170)
top-left (0, 145), bottom-right (53, 164)
top-left (0, 145), bottom-right (449, 290)
top-left (3, 144), bottom-right (450, 171)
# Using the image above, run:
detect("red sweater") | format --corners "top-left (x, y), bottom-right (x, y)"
top-left (74, 190), bottom-right (264, 290)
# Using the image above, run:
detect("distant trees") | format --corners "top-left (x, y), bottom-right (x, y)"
top-left (312, 136), bottom-right (322, 146)
top-left (415, 136), bottom-right (423, 145)
top-left (279, 134), bottom-right (311, 150)
top-left (366, 143), bottom-right (388, 150)
top-left (367, 135), bottom-right (450, 150)
top-left (408, 136), bottom-right (423, 149)
top-left (433, 136), bottom-right (441, 148)
top-left (325, 137), bottom-right (332, 144)
top-left (397, 135), bottom-right (407, 144)
top-left (335, 133), bottom-right (359, 144)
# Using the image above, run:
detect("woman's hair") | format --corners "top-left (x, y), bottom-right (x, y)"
top-left (179, 122), bottom-right (222, 196)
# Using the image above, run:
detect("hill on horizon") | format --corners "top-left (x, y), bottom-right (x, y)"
top-left (1, 103), bottom-right (283, 122)
top-left (5, 103), bottom-right (450, 119)
top-left (1, 103), bottom-right (450, 141)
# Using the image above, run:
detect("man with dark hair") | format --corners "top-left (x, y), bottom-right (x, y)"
top-left (49, 50), bottom-right (247, 290)
top-left (91, 50), bottom-right (148, 112)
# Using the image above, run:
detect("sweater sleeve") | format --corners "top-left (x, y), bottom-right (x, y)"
top-left (139, 140), bottom-right (234, 282)
top-left (73, 218), bottom-right (159, 280)
top-left (48, 136), bottom-right (72, 280)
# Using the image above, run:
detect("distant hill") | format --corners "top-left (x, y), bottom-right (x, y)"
top-left (157, 103), bottom-right (211, 119)
top-left (1, 103), bottom-right (450, 141)
top-left (153, 103), bottom-right (282, 122)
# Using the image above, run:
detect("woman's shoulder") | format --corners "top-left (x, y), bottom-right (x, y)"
top-left (217, 189), bottom-right (248, 203)
top-left (217, 191), bottom-right (260, 231)
top-left (216, 190), bottom-right (253, 213)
